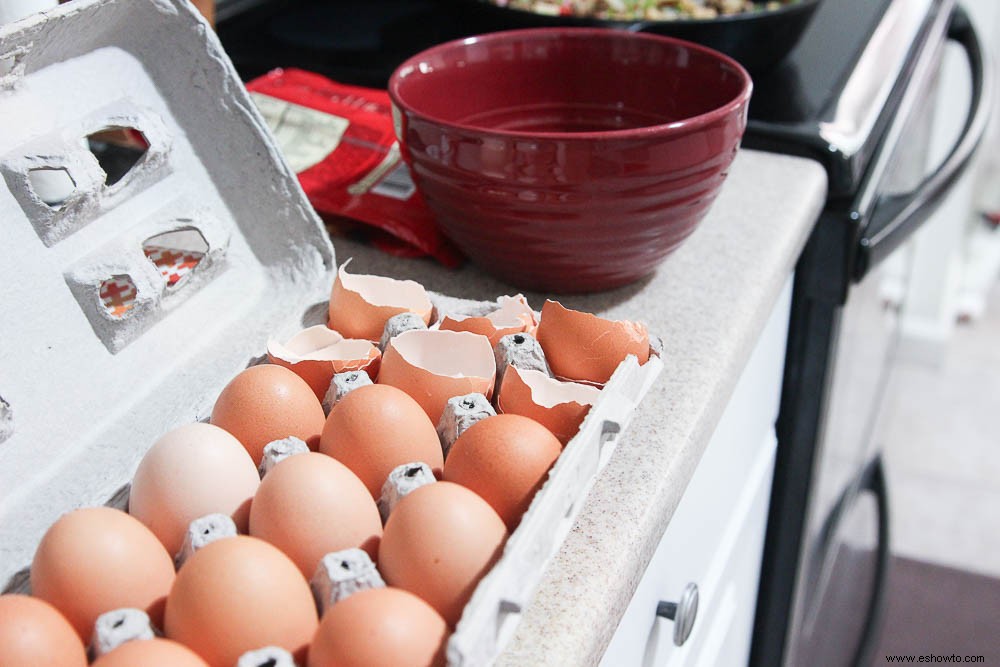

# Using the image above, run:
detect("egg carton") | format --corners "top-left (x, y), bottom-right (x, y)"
top-left (0, 1), bottom-right (664, 664)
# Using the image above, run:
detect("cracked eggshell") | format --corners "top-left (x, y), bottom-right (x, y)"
top-left (497, 366), bottom-right (601, 445)
top-left (438, 295), bottom-right (537, 347)
top-left (444, 414), bottom-right (561, 531)
top-left (91, 639), bottom-right (209, 667)
top-left (249, 452), bottom-right (382, 577)
top-left (535, 300), bottom-right (650, 385)
top-left (129, 423), bottom-right (260, 558)
top-left (327, 260), bottom-right (433, 341)
top-left (30, 507), bottom-right (175, 640)
top-left (378, 329), bottom-right (495, 424)
top-left (164, 536), bottom-right (318, 667)
top-left (0, 594), bottom-right (88, 667)
top-left (320, 384), bottom-right (443, 499)
top-left (210, 364), bottom-right (326, 465)
top-left (307, 588), bottom-right (447, 667)
top-left (379, 481), bottom-right (507, 627)
top-left (267, 326), bottom-right (381, 399)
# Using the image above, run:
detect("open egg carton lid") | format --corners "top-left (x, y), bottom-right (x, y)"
top-left (0, 0), bottom-right (335, 586)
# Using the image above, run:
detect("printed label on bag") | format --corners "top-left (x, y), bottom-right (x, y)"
top-left (249, 92), bottom-right (348, 173)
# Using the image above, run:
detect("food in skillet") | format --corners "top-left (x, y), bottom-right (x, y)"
top-left (493, 0), bottom-right (798, 20)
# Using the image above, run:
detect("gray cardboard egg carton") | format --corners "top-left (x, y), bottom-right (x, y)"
top-left (0, 2), bottom-right (664, 664)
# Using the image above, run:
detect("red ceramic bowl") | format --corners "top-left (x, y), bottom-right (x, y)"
top-left (388, 28), bottom-right (751, 292)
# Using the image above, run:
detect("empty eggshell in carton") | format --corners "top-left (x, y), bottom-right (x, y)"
top-left (493, 331), bottom-right (551, 389)
top-left (438, 295), bottom-right (537, 347)
top-left (379, 312), bottom-right (428, 351)
top-left (436, 393), bottom-right (496, 458)
top-left (238, 646), bottom-right (296, 667)
top-left (174, 514), bottom-right (238, 569)
top-left (311, 547), bottom-right (386, 615)
top-left (90, 608), bottom-right (155, 658)
top-left (378, 462), bottom-right (437, 523)
top-left (379, 329), bottom-right (496, 425)
top-left (328, 260), bottom-right (433, 341)
top-left (535, 300), bottom-right (650, 385)
top-left (258, 436), bottom-right (310, 476)
top-left (267, 326), bottom-right (381, 400)
top-left (497, 366), bottom-right (601, 445)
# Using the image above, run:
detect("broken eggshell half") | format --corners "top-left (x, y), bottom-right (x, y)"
top-left (535, 300), bottom-right (650, 385)
top-left (267, 325), bottom-right (381, 399)
top-left (327, 260), bottom-right (433, 341)
top-left (496, 366), bottom-right (601, 445)
top-left (438, 294), bottom-right (537, 347)
top-left (378, 329), bottom-right (495, 424)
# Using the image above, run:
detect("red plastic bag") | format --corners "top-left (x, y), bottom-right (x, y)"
top-left (246, 68), bottom-right (463, 267)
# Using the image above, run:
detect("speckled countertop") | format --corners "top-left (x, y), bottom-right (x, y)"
top-left (334, 148), bottom-right (827, 666)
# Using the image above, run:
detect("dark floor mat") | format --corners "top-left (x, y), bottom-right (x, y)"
top-left (871, 556), bottom-right (1000, 664)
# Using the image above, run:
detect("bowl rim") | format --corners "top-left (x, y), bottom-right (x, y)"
top-left (387, 27), bottom-right (753, 141)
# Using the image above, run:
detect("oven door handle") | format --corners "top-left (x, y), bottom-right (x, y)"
top-left (854, 6), bottom-right (992, 280)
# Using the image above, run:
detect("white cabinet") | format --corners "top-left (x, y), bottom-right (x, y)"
top-left (601, 278), bottom-right (791, 667)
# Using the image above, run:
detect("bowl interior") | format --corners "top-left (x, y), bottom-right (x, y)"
top-left (390, 29), bottom-right (749, 135)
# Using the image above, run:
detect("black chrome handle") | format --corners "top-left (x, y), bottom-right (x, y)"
top-left (656, 582), bottom-right (699, 646)
top-left (854, 6), bottom-right (992, 279)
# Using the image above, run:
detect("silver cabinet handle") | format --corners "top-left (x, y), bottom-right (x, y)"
top-left (656, 583), bottom-right (699, 646)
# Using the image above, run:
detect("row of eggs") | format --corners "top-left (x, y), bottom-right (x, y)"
top-left (1, 264), bottom-right (652, 667)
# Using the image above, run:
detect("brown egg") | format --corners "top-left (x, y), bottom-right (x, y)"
top-left (380, 482), bottom-right (507, 626)
top-left (210, 364), bottom-right (326, 465)
top-left (438, 295), bottom-right (537, 347)
top-left (378, 329), bottom-right (496, 424)
top-left (320, 384), bottom-right (443, 498)
top-left (0, 594), bottom-right (88, 666)
top-left (496, 366), bottom-right (601, 445)
top-left (164, 536), bottom-right (318, 667)
top-left (267, 325), bottom-right (381, 399)
top-left (91, 638), bottom-right (208, 667)
top-left (444, 414), bottom-right (561, 531)
top-left (30, 507), bottom-right (175, 640)
top-left (535, 300), bottom-right (650, 385)
top-left (129, 422), bottom-right (260, 557)
top-left (327, 260), bottom-right (433, 341)
top-left (308, 587), bottom-right (447, 667)
top-left (249, 452), bottom-right (382, 576)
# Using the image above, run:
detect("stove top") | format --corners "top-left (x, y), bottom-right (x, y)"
top-left (217, 0), bottom-right (943, 196)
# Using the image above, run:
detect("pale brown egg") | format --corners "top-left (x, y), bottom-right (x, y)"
top-left (308, 587), bottom-right (447, 667)
top-left (327, 260), bottom-right (433, 341)
top-left (496, 366), bottom-right (601, 445)
top-left (267, 325), bottom-right (381, 399)
top-left (91, 638), bottom-right (208, 667)
top-left (210, 363), bottom-right (326, 465)
top-left (535, 300), bottom-right (650, 385)
top-left (320, 384), bottom-right (443, 498)
top-left (30, 507), bottom-right (175, 640)
top-left (438, 294), bottom-right (537, 347)
top-left (379, 481), bottom-right (507, 626)
top-left (0, 594), bottom-right (88, 666)
top-left (249, 452), bottom-right (382, 577)
top-left (444, 414), bottom-right (561, 531)
top-left (129, 422), bottom-right (260, 557)
top-left (164, 536), bottom-right (318, 667)
top-left (378, 329), bottom-right (496, 424)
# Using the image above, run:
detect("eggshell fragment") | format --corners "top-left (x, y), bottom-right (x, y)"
top-left (267, 325), bottom-right (381, 399)
top-left (30, 507), bottom-right (175, 640)
top-left (328, 260), bottom-right (433, 341)
top-left (535, 300), bottom-right (649, 385)
top-left (497, 366), bottom-right (601, 445)
top-left (0, 594), bottom-right (88, 667)
top-left (378, 329), bottom-right (496, 424)
top-left (91, 608), bottom-right (155, 658)
top-left (380, 482), bottom-right (507, 626)
top-left (439, 294), bottom-right (537, 347)
top-left (129, 422), bottom-right (259, 558)
top-left (164, 536), bottom-right (318, 667)
top-left (444, 414), bottom-right (561, 530)
top-left (321, 383), bottom-right (443, 499)
top-left (249, 452), bottom-right (382, 577)
top-left (210, 364), bottom-right (326, 465)
top-left (91, 638), bottom-right (208, 667)
top-left (308, 588), bottom-right (447, 667)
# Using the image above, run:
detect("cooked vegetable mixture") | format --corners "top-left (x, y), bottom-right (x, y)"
top-left (493, 0), bottom-right (799, 20)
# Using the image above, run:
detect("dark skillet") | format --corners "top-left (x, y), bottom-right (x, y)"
top-left (457, 0), bottom-right (822, 74)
